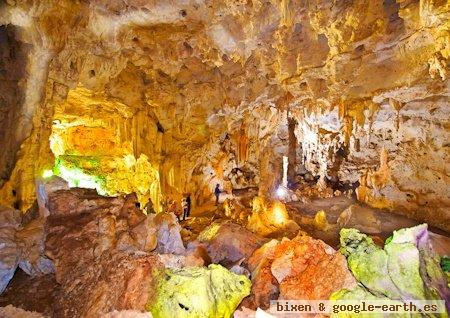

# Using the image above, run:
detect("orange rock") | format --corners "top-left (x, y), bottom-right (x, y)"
top-left (247, 234), bottom-right (356, 309)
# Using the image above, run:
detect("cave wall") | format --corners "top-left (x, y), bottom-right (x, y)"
top-left (0, 25), bottom-right (29, 188)
top-left (0, 0), bottom-right (448, 228)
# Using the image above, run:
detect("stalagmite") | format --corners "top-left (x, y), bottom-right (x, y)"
top-left (0, 0), bottom-right (448, 317)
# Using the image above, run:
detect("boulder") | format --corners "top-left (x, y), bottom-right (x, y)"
top-left (196, 221), bottom-right (266, 266)
top-left (274, 235), bottom-right (356, 301)
top-left (16, 218), bottom-right (54, 277)
top-left (337, 224), bottom-right (450, 312)
top-left (153, 212), bottom-right (185, 255)
top-left (44, 189), bottom-right (163, 317)
top-left (45, 189), bottom-right (156, 281)
top-left (148, 264), bottom-right (251, 318)
top-left (337, 204), bottom-right (381, 234)
top-left (0, 206), bottom-right (22, 294)
top-left (248, 234), bottom-right (356, 309)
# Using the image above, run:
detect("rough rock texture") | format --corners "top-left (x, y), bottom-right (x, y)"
top-left (53, 253), bottom-right (162, 318)
top-left (148, 264), bottom-right (251, 318)
top-left (195, 221), bottom-right (267, 267)
top-left (0, 305), bottom-right (45, 318)
top-left (45, 188), bottom-right (163, 317)
top-left (248, 234), bottom-right (356, 309)
top-left (0, 270), bottom-right (56, 317)
top-left (0, 0), bottom-right (449, 231)
top-left (0, 206), bottom-right (22, 293)
top-left (45, 189), bottom-right (157, 277)
top-left (16, 218), bottom-right (54, 277)
top-left (153, 212), bottom-right (185, 255)
top-left (0, 206), bottom-right (53, 295)
top-left (337, 224), bottom-right (450, 312)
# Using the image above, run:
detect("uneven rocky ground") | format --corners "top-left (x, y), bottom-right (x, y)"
top-left (0, 0), bottom-right (448, 231)
top-left (0, 184), bottom-right (448, 317)
top-left (0, 0), bottom-right (449, 316)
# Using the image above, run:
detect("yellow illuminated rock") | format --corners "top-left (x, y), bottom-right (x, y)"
top-left (248, 197), bottom-right (298, 236)
top-left (0, 0), bottom-right (448, 230)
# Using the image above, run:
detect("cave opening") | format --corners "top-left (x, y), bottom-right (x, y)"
top-left (0, 1), bottom-right (449, 317)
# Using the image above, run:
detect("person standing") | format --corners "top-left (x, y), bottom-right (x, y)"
top-left (186, 194), bottom-right (191, 218)
top-left (145, 199), bottom-right (156, 214)
top-left (181, 197), bottom-right (188, 221)
top-left (214, 184), bottom-right (221, 206)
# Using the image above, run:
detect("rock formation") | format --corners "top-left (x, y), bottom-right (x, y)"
top-left (148, 264), bottom-right (251, 318)
top-left (247, 233), bottom-right (356, 309)
top-left (44, 189), bottom-right (161, 317)
top-left (0, 1), bottom-right (449, 316)
top-left (336, 224), bottom-right (450, 311)
top-left (0, 0), bottom-right (447, 230)
top-left (195, 221), bottom-right (266, 266)
top-left (0, 206), bottom-right (53, 294)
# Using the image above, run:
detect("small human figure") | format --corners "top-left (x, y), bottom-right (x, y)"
top-left (185, 194), bottom-right (191, 219)
top-left (181, 197), bottom-right (188, 221)
top-left (145, 199), bottom-right (156, 214)
top-left (214, 184), bottom-right (221, 206)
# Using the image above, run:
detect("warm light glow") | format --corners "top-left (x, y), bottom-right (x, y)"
top-left (42, 169), bottom-right (53, 178)
top-left (270, 201), bottom-right (288, 225)
top-left (54, 160), bottom-right (106, 194)
top-left (47, 86), bottom-right (163, 212)
top-left (276, 186), bottom-right (286, 198)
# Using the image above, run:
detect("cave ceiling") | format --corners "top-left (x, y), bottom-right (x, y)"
top-left (0, 0), bottom-right (448, 229)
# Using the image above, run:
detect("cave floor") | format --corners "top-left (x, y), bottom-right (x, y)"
top-left (287, 195), bottom-right (450, 253)
top-left (184, 194), bottom-right (450, 253)
top-left (1, 194), bottom-right (449, 317)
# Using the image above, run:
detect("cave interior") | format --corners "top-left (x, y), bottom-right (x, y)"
top-left (0, 1), bottom-right (449, 317)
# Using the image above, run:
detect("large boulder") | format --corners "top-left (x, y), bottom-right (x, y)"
top-left (196, 221), bottom-right (266, 267)
top-left (248, 233), bottom-right (356, 309)
top-left (335, 224), bottom-right (450, 312)
top-left (274, 235), bottom-right (356, 301)
top-left (147, 264), bottom-right (251, 318)
top-left (44, 189), bottom-right (163, 317)
top-left (53, 253), bottom-right (162, 318)
top-left (45, 189), bottom-right (156, 281)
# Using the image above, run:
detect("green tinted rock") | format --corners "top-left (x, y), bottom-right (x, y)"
top-left (337, 225), bottom-right (450, 317)
top-left (148, 264), bottom-right (251, 318)
top-left (339, 228), bottom-right (402, 299)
